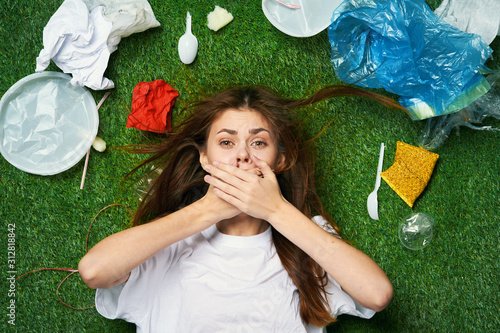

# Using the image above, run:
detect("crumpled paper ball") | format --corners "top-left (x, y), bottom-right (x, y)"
top-left (92, 136), bottom-right (107, 152)
top-left (207, 6), bottom-right (234, 31)
top-left (36, 0), bottom-right (160, 90)
top-left (126, 80), bottom-right (179, 133)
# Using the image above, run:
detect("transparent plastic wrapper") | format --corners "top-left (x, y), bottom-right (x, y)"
top-left (327, 0), bottom-right (493, 120)
top-left (420, 71), bottom-right (500, 150)
top-left (135, 166), bottom-right (162, 201)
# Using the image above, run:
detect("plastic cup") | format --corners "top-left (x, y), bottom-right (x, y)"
top-left (398, 213), bottom-right (435, 250)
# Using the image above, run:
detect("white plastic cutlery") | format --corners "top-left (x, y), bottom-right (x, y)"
top-left (367, 143), bottom-right (385, 220)
top-left (178, 12), bottom-right (198, 64)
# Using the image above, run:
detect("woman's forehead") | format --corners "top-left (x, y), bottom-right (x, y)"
top-left (210, 109), bottom-right (273, 133)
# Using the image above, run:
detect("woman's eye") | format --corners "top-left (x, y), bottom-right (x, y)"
top-left (252, 140), bottom-right (267, 148)
top-left (219, 140), bottom-right (233, 147)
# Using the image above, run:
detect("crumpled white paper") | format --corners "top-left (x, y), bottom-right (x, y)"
top-left (36, 0), bottom-right (160, 90)
top-left (36, 0), bottom-right (113, 90)
top-left (82, 0), bottom-right (161, 53)
top-left (435, 0), bottom-right (500, 45)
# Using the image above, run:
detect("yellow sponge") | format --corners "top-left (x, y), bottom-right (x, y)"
top-left (380, 141), bottom-right (439, 207)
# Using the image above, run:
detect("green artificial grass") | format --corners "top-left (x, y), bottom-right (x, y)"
top-left (1, 0), bottom-right (499, 332)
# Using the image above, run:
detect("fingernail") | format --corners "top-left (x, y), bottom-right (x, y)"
top-left (213, 161), bottom-right (220, 167)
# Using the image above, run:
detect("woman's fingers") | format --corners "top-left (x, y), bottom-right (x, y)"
top-left (213, 161), bottom-right (256, 182)
top-left (203, 162), bottom-right (256, 192)
top-left (203, 173), bottom-right (241, 199)
top-left (251, 155), bottom-right (275, 179)
top-left (203, 160), bottom-right (285, 220)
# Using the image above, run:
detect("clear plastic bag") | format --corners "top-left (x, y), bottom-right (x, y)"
top-left (419, 70), bottom-right (500, 150)
top-left (328, 0), bottom-right (493, 120)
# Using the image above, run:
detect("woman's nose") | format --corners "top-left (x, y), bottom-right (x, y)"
top-left (236, 147), bottom-right (251, 165)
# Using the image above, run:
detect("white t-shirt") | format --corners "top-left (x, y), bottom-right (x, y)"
top-left (96, 216), bottom-right (375, 332)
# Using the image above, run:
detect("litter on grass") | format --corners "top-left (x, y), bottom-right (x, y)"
top-left (92, 137), bottom-right (107, 152)
top-left (399, 213), bottom-right (435, 250)
top-left (262, 0), bottom-right (343, 37)
top-left (380, 142), bottom-right (439, 208)
top-left (435, 0), bottom-right (500, 45)
top-left (36, 0), bottom-right (160, 90)
top-left (0, 72), bottom-right (98, 176)
top-left (420, 70), bottom-right (500, 149)
top-left (127, 80), bottom-right (179, 133)
top-left (328, 0), bottom-right (493, 120)
top-left (207, 6), bottom-right (234, 31)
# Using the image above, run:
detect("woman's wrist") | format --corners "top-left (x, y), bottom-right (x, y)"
top-left (180, 200), bottom-right (218, 231)
top-left (266, 200), bottom-right (300, 230)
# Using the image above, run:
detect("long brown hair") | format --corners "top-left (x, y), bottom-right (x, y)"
top-left (127, 85), bottom-right (400, 326)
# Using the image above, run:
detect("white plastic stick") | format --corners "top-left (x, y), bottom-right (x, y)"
top-left (80, 148), bottom-right (91, 189)
top-left (79, 92), bottom-right (111, 190)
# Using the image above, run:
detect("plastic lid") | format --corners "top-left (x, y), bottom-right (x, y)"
top-left (0, 72), bottom-right (98, 175)
top-left (262, 0), bottom-right (343, 37)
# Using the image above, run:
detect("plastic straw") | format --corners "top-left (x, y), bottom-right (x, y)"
top-left (80, 91), bottom-right (111, 190)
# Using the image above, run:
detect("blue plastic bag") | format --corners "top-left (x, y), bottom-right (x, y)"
top-left (328, 0), bottom-right (493, 120)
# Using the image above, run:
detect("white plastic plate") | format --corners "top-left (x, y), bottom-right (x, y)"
top-left (0, 72), bottom-right (98, 175)
top-left (262, 0), bottom-right (343, 37)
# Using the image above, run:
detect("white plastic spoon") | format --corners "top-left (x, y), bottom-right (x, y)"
top-left (178, 12), bottom-right (198, 64)
top-left (367, 143), bottom-right (385, 220)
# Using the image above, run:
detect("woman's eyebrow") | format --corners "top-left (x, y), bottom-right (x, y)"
top-left (249, 128), bottom-right (270, 135)
top-left (217, 128), bottom-right (237, 135)
top-left (216, 128), bottom-right (270, 135)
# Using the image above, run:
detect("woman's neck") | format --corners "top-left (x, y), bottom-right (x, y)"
top-left (216, 214), bottom-right (270, 236)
